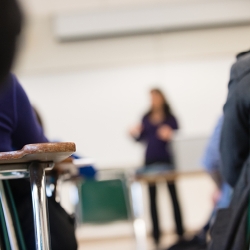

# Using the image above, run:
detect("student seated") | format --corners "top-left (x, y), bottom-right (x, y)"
top-left (0, 74), bottom-right (78, 249)
top-left (0, 1), bottom-right (77, 249)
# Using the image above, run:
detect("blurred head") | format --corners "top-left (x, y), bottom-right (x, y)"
top-left (147, 88), bottom-right (172, 117)
top-left (0, 0), bottom-right (23, 84)
top-left (150, 88), bottom-right (167, 110)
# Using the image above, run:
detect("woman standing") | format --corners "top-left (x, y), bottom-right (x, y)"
top-left (130, 88), bottom-right (184, 247)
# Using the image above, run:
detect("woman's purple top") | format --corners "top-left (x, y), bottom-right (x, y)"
top-left (0, 74), bottom-right (48, 153)
top-left (138, 114), bottom-right (178, 164)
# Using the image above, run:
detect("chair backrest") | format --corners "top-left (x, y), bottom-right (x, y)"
top-left (78, 178), bottom-right (130, 224)
top-left (0, 189), bottom-right (11, 249)
top-left (0, 180), bottom-right (27, 250)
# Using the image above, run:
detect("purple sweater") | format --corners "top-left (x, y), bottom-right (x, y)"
top-left (0, 74), bottom-right (48, 198)
top-left (138, 114), bottom-right (178, 164)
top-left (0, 74), bottom-right (48, 152)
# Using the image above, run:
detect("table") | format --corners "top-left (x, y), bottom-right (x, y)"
top-left (135, 169), bottom-right (205, 183)
top-left (129, 169), bottom-right (207, 250)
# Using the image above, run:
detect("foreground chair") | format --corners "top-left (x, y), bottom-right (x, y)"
top-left (0, 142), bottom-right (76, 250)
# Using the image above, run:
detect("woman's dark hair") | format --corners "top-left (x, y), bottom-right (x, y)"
top-left (145, 88), bottom-right (173, 118)
top-left (0, 0), bottom-right (23, 84)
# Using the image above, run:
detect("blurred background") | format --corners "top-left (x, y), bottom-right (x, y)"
top-left (13, 0), bottom-right (250, 249)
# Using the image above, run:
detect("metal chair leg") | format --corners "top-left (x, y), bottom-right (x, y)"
top-left (29, 162), bottom-right (51, 250)
top-left (0, 180), bottom-right (19, 250)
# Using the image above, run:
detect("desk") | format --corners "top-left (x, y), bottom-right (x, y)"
top-left (129, 169), bottom-right (207, 250)
top-left (135, 169), bottom-right (205, 184)
top-left (0, 142), bottom-right (76, 250)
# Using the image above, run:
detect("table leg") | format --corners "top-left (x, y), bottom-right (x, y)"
top-left (129, 181), bottom-right (147, 250)
top-left (29, 162), bottom-right (51, 250)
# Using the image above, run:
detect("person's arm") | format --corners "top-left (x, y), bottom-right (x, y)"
top-left (202, 116), bottom-right (224, 187)
top-left (157, 115), bottom-right (178, 141)
top-left (129, 117), bottom-right (147, 142)
top-left (129, 124), bottom-right (143, 140)
top-left (0, 75), bottom-right (20, 152)
top-left (11, 75), bottom-right (48, 149)
top-left (220, 77), bottom-right (250, 187)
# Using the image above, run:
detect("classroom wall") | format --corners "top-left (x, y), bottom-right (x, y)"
top-left (15, 13), bottom-right (250, 168)
top-left (17, 22), bottom-right (248, 168)
top-left (18, 58), bottom-right (230, 168)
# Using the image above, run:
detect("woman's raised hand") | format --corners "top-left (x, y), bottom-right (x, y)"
top-left (157, 125), bottom-right (173, 141)
top-left (129, 124), bottom-right (143, 138)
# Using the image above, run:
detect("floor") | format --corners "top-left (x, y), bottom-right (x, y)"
top-left (78, 233), bottom-right (179, 250)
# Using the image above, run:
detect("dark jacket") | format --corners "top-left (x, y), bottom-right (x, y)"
top-left (220, 50), bottom-right (250, 187)
top-left (209, 161), bottom-right (250, 250)
top-left (209, 51), bottom-right (250, 250)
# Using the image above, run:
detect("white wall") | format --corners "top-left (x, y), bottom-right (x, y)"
top-left (20, 0), bottom-right (208, 16)
top-left (16, 15), bottom-right (250, 168)
top-left (15, 9), bottom-right (250, 169)
top-left (19, 56), bottom-right (230, 168)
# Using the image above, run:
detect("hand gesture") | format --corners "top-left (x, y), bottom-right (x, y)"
top-left (129, 124), bottom-right (143, 138)
top-left (157, 125), bottom-right (173, 141)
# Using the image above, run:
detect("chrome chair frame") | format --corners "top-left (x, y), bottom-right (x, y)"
top-left (0, 142), bottom-right (75, 250)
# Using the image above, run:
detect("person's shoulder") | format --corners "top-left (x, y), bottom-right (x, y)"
top-left (10, 73), bottom-right (21, 88)
top-left (0, 73), bottom-right (16, 97)
top-left (235, 75), bottom-right (250, 99)
top-left (142, 114), bottom-right (149, 122)
top-left (227, 72), bottom-right (250, 109)
top-left (9, 74), bottom-right (27, 96)
top-left (2, 73), bottom-right (15, 86)
top-left (166, 114), bottom-right (178, 128)
top-left (230, 51), bottom-right (250, 82)
top-left (228, 52), bottom-right (250, 98)
top-left (236, 54), bottom-right (250, 71)
top-left (4, 74), bottom-right (30, 109)
top-left (167, 114), bottom-right (177, 122)
top-left (2, 73), bottom-right (20, 90)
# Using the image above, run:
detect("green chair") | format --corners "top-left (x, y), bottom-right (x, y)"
top-left (77, 178), bottom-right (130, 224)
top-left (75, 169), bottom-right (147, 250)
